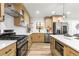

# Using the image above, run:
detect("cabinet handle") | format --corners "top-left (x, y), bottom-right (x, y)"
top-left (5, 49), bottom-right (12, 54)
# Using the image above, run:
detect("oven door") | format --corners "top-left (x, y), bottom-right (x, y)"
top-left (18, 41), bottom-right (28, 56)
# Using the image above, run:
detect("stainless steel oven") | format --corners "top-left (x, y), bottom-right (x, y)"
top-left (55, 40), bottom-right (64, 56)
top-left (18, 40), bottom-right (28, 56)
top-left (16, 36), bottom-right (28, 56)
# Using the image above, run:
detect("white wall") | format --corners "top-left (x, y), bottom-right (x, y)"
top-left (64, 18), bottom-right (79, 35)
top-left (31, 17), bottom-right (47, 33)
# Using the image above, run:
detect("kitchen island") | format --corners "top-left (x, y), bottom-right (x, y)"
top-left (50, 35), bottom-right (79, 56)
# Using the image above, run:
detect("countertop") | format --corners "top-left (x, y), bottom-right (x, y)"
top-left (11, 32), bottom-right (53, 36)
top-left (50, 35), bottom-right (79, 52)
top-left (26, 33), bottom-right (32, 35)
top-left (0, 40), bottom-right (17, 50)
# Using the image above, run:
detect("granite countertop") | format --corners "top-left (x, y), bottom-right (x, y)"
top-left (0, 40), bottom-right (17, 50)
top-left (50, 35), bottom-right (79, 52)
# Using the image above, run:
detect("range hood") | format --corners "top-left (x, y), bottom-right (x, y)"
top-left (5, 7), bottom-right (22, 17)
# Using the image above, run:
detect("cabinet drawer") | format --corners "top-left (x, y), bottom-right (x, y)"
top-left (3, 49), bottom-right (16, 56)
top-left (0, 43), bottom-right (16, 56)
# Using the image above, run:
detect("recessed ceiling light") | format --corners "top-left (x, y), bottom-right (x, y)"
top-left (51, 11), bottom-right (56, 15)
top-left (66, 11), bottom-right (71, 15)
top-left (36, 10), bottom-right (40, 14)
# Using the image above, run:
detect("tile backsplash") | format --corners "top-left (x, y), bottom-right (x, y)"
top-left (0, 14), bottom-right (27, 34)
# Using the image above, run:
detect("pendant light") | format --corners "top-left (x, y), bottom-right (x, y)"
top-left (63, 3), bottom-right (66, 19)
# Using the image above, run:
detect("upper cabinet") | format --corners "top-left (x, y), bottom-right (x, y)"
top-left (44, 15), bottom-right (63, 32)
top-left (0, 3), bottom-right (4, 22)
top-left (44, 16), bottom-right (52, 32)
top-left (52, 15), bottom-right (63, 22)
top-left (13, 3), bottom-right (30, 26)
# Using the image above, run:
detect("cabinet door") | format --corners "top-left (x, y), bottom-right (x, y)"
top-left (38, 33), bottom-right (44, 43)
top-left (50, 37), bottom-right (53, 55)
top-left (52, 16), bottom-right (63, 22)
top-left (64, 46), bottom-right (79, 56)
top-left (28, 35), bottom-right (32, 50)
top-left (44, 17), bottom-right (52, 32)
top-left (50, 37), bottom-right (55, 55)
top-left (0, 43), bottom-right (16, 56)
top-left (31, 33), bottom-right (37, 43)
top-left (0, 3), bottom-right (4, 22)
top-left (32, 33), bottom-right (44, 43)
top-left (14, 17), bottom-right (21, 26)
top-left (32, 33), bottom-right (40, 43)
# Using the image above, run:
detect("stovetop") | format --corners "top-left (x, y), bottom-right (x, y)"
top-left (0, 35), bottom-right (28, 41)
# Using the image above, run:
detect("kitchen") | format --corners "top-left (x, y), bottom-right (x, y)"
top-left (0, 3), bottom-right (79, 56)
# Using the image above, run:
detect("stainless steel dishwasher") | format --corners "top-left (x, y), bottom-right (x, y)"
top-left (44, 33), bottom-right (53, 43)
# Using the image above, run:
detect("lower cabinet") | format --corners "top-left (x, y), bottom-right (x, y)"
top-left (50, 37), bottom-right (55, 55)
top-left (0, 43), bottom-right (16, 56)
top-left (31, 33), bottom-right (44, 43)
top-left (50, 37), bottom-right (63, 56)
top-left (64, 46), bottom-right (79, 56)
top-left (28, 34), bottom-right (32, 50)
top-left (50, 36), bottom-right (79, 56)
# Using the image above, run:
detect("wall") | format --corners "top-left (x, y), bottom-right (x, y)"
top-left (64, 18), bottom-right (79, 35)
top-left (30, 17), bottom-right (47, 33)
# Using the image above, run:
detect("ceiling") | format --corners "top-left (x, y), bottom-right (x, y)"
top-left (24, 3), bottom-right (79, 18)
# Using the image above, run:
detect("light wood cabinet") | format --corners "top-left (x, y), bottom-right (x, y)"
top-left (31, 33), bottom-right (44, 43)
top-left (0, 3), bottom-right (4, 22)
top-left (13, 3), bottom-right (30, 26)
top-left (52, 15), bottom-right (63, 22)
top-left (28, 34), bottom-right (32, 50)
top-left (64, 46), bottom-right (79, 56)
top-left (50, 37), bottom-right (62, 56)
top-left (14, 17), bottom-right (21, 26)
top-left (13, 4), bottom-right (22, 26)
top-left (44, 17), bottom-right (52, 32)
top-left (50, 37), bottom-right (55, 55)
top-left (0, 43), bottom-right (16, 56)
top-left (50, 36), bottom-right (79, 56)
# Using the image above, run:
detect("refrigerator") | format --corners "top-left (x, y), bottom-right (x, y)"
top-left (53, 22), bottom-right (68, 34)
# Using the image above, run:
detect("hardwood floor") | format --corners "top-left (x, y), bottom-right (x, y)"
top-left (27, 43), bottom-right (51, 56)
